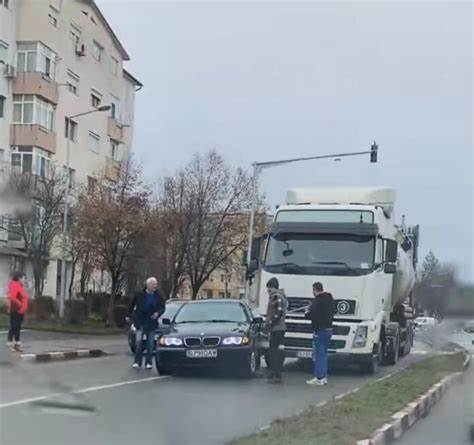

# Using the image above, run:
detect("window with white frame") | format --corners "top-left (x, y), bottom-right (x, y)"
top-left (0, 41), bottom-right (8, 63)
top-left (17, 42), bottom-right (57, 79)
top-left (70, 24), bottom-right (81, 49)
top-left (11, 147), bottom-right (50, 178)
top-left (0, 148), bottom-right (5, 171)
top-left (63, 166), bottom-right (76, 189)
top-left (110, 140), bottom-right (120, 161)
top-left (110, 95), bottom-right (121, 121)
top-left (48, 13), bottom-right (58, 27)
top-left (65, 117), bottom-right (77, 141)
top-left (92, 41), bottom-right (103, 62)
top-left (91, 93), bottom-right (101, 108)
top-left (88, 131), bottom-right (100, 153)
top-left (111, 57), bottom-right (119, 76)
top-left (66, 71), bottom-right (79, 95)
top-left (13, 95), bottom-right (55, 131)
top-left (0, 95), bottom-right (5, 118)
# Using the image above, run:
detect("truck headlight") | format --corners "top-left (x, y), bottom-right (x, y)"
top-left (353, 326), bottom-right (368, 348)
top-left (159, 337), bottom-right (183, 347)
top-left (222, 336), bottom-right (250, 346)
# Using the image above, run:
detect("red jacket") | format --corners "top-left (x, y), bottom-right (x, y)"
top-left (8, 280), bottom-right (29, 315)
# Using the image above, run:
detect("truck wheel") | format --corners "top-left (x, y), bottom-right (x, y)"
top-left (386, 334), bottom-right (400, 365)
top-left (361, 340), bottom-right (382, 374)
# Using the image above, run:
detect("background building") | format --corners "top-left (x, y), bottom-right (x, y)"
top-left (0, 0), bottom-right (141, 298)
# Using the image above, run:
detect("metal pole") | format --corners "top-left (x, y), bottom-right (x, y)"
top-left (59, 130), bottom-right (71, 318)
top-left (245, 163), bottom-right (259, 300)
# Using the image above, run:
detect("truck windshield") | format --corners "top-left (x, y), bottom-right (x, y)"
top-left (264, 233), bottom-right (375, 276)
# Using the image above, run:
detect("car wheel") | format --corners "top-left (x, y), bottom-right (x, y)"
top-left (241, 349), bottom-right (259, 378)
top-left (155, 354), bottom-right (172, 376)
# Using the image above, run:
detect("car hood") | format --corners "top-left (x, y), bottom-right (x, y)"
top-left (169, 322), bottom-right (249, 337)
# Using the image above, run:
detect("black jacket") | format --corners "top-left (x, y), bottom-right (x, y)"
top-left (128, 289), bottom-right (166, 330)
top-left (305, 292), bottom-right (335, 331)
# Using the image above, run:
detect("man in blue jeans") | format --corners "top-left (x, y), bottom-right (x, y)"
top-left (305, 282), bottom-right (335, 386)
top-left (127, 277), bottom-right (166, 370)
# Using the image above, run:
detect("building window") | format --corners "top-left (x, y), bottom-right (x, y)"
top-left (0, 148), bottom-right (5, 171)
top-left (66, 82), bottom-right (77, 95)
top-left (87, 176), bottom-right (97, 194)
top-left (0, 95), bottom-right (5, 118)
top-left (17, 42), bottom-right (57, 80)
top-left (63, 166), bottom-right (76, 189)
top-left (48, 13), bottom-right (58, 27)
top-left (69, 24), bottom-right (81, 50)
top-left (11, 147), bottom-right (50, 178)
top-left (50, 0), bottom-right (62, 11)
top-left (110, 140), bottom-right (120, 161)
top-left (13, 95), bottom-right (55, 131)
top-left (88, 131), bottom-right (100, 153)
top-left (206, 290), bottom-right (213, 299)
top-left (110, 95), bottom-right (120, 120)
top-left (2, 0), bottom-right (10, 9)
top-left (65, 118), bottom-right (77, 141)
top-left (220, 274), bottom-right (225, 283)
top-left (91, 93), bottom-right (101, 108)
top-left (92, 41), bottom-right (103, 62)
top-left (111, 57), bottom-right (119, 76)
top-left (0, 42), bottom-right (7, 63)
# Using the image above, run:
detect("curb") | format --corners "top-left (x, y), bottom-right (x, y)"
top-left (20, 349), bottom-right (108, 362)
top-left (356, 353), bottom-right (472, 445)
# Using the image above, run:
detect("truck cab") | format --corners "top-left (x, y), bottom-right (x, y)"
top-left (249, 187), bottom-right (418, 373)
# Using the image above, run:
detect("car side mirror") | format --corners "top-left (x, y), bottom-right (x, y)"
top-left (385, 239), bottom-right (398, 263)
top-left (161, 318), bottom-right (171, 325)
top-left (252, 316), bottom-right (263, 324)
top-left (384, 263), bottom-right (396, 274)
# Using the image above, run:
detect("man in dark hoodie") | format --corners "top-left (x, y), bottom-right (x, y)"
top-left (305, 282), bottom-right (335, 386)
top-left (264, 278), bottom-right (288, 384)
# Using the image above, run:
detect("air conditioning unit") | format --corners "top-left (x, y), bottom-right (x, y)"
top-left (75, 43), bottom-right (86, 56)
top-left (4, 64), bottom-right (16, 78)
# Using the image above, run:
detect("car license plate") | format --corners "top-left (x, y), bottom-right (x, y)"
top-left (296, 350), bottom-right (313, 359)
top-left (186, 349), bottom-right (218, 358)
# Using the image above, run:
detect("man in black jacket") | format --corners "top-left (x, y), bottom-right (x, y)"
top-left (305, 282), bottom-right (334, 386)
top-left (127, 277), bottom-right (166, 369)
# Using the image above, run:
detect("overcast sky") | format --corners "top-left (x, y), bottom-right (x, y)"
top-left (98, 1), bottom-right (473, 282)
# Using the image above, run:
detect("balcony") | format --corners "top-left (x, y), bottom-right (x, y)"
top-left (105, 157), bottom-right (121, 182)
top-left (10, 124), bottom-right (56, 154)
top-left (13, 72), bottom-right (58, 105)
top-left (107, 118), bottom-right (123, 141)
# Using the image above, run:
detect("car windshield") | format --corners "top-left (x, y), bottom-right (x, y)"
top-left (163, 302), bottom-right (184, 320)
top-left (264, 233), bottom-right (375, 276)
top-left (174, 302), bottom-right (248, 324)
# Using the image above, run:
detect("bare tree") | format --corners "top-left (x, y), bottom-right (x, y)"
top-left (7, 167), bottom-right (67, 296)
top-left (75, 159), bottom-right (151, 324)
top-left (176, 151), bottom-right (254, 299)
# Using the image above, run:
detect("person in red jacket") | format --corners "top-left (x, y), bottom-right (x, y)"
top-left (7, 271), bottom-right (29, 352)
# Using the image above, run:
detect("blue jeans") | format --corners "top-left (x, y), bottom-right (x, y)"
top-left (134, 326), bottom-right (155, 366)
top-left (313, 329), bottom-right (332, 379)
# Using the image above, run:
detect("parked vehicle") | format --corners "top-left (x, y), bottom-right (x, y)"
top-left (155, 299), bottom-right (263, 377)
top-left (247, 187), bottom-right (419, 374)
top-left (128, 299), bottom-right (186, 354)
top-left (463, 320), bottom-right (474, 334)
top-left (413, 316), bottom-right (437, 331)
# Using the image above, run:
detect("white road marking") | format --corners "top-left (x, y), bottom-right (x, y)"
top-left (0, 376), bottom-right (169, 409)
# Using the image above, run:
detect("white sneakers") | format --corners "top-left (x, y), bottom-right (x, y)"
top-left (306, 377), bottom-right (328, 386)
top-left (145, 364), bottom-right (153, 370)
top-left (132, 363), bottom-right (141, 369)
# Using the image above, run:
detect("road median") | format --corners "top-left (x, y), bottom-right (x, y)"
top-left (229, 352), bottom-right (469, 445)
top-left (20, 349), bottom-right (108, 362)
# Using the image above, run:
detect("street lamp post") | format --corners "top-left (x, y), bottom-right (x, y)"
top-left (59, 105), bottom-right (111, 319)
top-left (245, 142), bottom-right (379, 298)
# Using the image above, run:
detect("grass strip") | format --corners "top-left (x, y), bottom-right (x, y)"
top-left (0, 314), bottom-right (124, 335)
top-left (230, 353), bottom-right (466, 445)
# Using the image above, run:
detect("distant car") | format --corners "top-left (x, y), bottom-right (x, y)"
top-left (414, 316), bottom-right (437, 330)
top-left (463, 320), bottom-right (474, 334)
top-left (155, 299), bottom-right (264, 377)
top-left (128, 299), bottom-right (186, 354)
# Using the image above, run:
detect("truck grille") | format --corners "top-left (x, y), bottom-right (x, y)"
top-left (286, 323), bottom-right (350, 336)
top-left (284, 337), bottom-right (346, 350)
top-left (287, 297), bottom-right (312, 314)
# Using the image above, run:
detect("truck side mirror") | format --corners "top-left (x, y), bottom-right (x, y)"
top-left (384, 263), bottom-right (396, 274)
top-left (385, 239), bottom-right (398, 263)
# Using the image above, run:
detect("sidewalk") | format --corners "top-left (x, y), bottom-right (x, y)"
top-left (396, 359), bottom-right (474, 445)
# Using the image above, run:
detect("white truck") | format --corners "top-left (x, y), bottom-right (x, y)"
top-left (248, 187), bottom-right (419, 373)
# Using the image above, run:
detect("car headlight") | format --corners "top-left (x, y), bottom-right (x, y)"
top-left (222, 336), bottom-right (250, 346)
top-left (159, 337), bottom-right (183, 347)
top-left (353, 326), bottom-right (368, 348)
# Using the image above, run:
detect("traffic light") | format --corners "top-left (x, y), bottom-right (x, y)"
top-left (370, 141), bottom-right (378, 163)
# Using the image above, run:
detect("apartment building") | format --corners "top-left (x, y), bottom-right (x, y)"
top-left (0, 0), bottom-right (141, 297)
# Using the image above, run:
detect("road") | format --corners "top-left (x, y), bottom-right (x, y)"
top-left (0, 331), bottom-right (433, 445)
top-left (396, 316), bottom-right (474, 445)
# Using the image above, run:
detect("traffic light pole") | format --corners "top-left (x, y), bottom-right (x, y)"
top-left (245, 142), bottom-right (378, 299)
